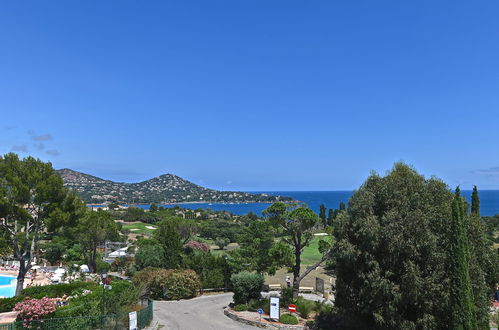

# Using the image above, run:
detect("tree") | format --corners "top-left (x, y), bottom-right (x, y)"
top-left (154, 219), bottom-right (183, 269)
top-left (149, 203), bottom-right (158, 212)
top-left (43, 238), bottom-right (67, 265)
top-left (215, 237), bottom-right (229, 250)
top-left (339, 201), bottom-right (346, 211)
top-left (327, 208), bottom-right (334, 225)
top-left (332, 163), bottom-right (455, 328)
top-left (77, 210), bottom-right (119, 273)
top-left (0, 153), bottom-right (69, 295)
top-left (135, 244), bottom-right (165, 270)
top-left (263, 203), bottom-right (322, 298)
top-left (319, 204), bottom-right (327, 227)
top-left (449, 187), bottom-right (474, 330)
top-left (471, 185), bottom-right (480, 217)
top-left (232, 220), bottom-right (292, 275)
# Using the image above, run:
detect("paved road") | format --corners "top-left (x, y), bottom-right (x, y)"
top-left (153, 293), bottom-right (256, 330)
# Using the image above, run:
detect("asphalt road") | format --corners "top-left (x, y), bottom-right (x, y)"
top-left (153, 293), bottom-right (256, 330)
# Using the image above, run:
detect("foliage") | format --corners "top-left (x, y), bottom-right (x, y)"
top-left (280, 287), bottom-right (294, 307)
top-left (263, 203), bottom-right (321, 297)
top-left (215, 237), bottom-right (230, 250)
top-left (43, 240), bottom-right (67, 265)
top-left (111, 256), bottom-right (134, 273)
top-left (232, 220), bottom-right (292, 275)
top-left (449, 188), bottom-right (475, 330)
top-left (184, 240), bottom-right (210, 252)
top-left (21, 282), bottom-right (98, 299)
top-left (77, 210), bottom-right (120, 272)
top-left (14, 297), bottom-right (57, 326)
top-left (133, 267), bottom-right (201, 300)
top-left (0, 153), bottom-right (71, 295)
top-left (233, 304), bottom-right (248, 311)
top-left (182, 249), bottom-right (228, 288)
top-left (279, 313), bottom-right (298, 325)
top-left (63, 244), bottom-right (84, 264)
top-left (0, 296), bottom-right (25, 313)
top-left (154, 219), bottom-right (183, 269)
top-left (330, 163), bottom-right (492, 329)
top-left (199, 220), bottom-right (243, 242)
top-left (135, 244), bottom-right (165, 270)
top-left (230, 271), bottom-right (264, 304)
top-left (295, 297), bottom-right (315, 319)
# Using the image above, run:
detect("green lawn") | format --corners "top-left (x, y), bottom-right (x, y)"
top-left (301, 235), bottom-right (331, 266)
top-left (122, 223), bottom-right (157, 236)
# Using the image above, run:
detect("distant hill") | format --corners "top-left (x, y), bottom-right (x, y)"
top-left (57, 168), bottom-right (292, 204)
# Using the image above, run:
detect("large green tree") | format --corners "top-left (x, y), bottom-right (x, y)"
top-left (471, 185), bottom-right (480, 217)
top-left (449, 187), bottom-right (474, 330)
top-left (0, 153), bottom-right (69, 295)
top-left (77, 210), bottom-right (119, 273)
top-left (231, 220), bottom-right (292, 275)
top-left (332, 163), bottom-right (454, 329)
top-left (154, 219), bottom-right (183, 269)
top-left (264, 203), bottom-right (324, 298)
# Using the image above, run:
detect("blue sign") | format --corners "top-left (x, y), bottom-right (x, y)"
top-left (257, 308), bottom-right (263, 315)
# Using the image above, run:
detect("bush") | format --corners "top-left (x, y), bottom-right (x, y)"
top-left (15, 297), bottom-right (57, 326)
top-left (0, 296), bottom-right (24, 313)
top-left (135, 244), bottom-right (165, 270)
top-left (233, 304), bottom-right (248, 311)
top-left (21, 282), bottom-right (98, 299)
top-left (279, 313), bottom-right (298, 325)
top-left (133, 267), bottom-right (201, 300)
top-left (230, 271), bottom-right (264, 305)
top-left (247, 298), bottom-right (269, 313)
top-left (296, 297), bottom-right (315, 319)
top-left (280, 287), bottom-right (294, 306)
top-left (184, 241), bottom-right (209, 252)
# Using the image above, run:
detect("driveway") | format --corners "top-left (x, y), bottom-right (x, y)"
top-left (153, 293), bottom-right (256, 330)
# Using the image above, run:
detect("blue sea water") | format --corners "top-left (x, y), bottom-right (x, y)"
top-left (132, 190), bottom-right (499, 217)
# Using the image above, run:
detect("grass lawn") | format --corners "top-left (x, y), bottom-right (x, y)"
top-left (122, 222), bottom-right (157, 236)
top-left (301, 235), bottom-right (332, 266)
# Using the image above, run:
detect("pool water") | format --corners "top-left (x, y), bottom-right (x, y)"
top-left (0, 275), bottom-right (16, 298)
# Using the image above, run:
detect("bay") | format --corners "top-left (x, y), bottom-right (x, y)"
top-left (129, 190), bottom-right (499, 217)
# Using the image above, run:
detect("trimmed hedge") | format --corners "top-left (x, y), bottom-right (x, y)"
top-left (233, 304), bottom-right (248, 311)
top-left (21, 281), bottom-right (98, 299)
top-left (279, 313), bottom-right (298, 325)
top-left (230, 271), bottom-right (264, 305)
top-left (133, 267), bottom-right (201, 300)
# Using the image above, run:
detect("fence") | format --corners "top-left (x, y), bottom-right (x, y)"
top-left (0, 299), bottom-right (153, 330)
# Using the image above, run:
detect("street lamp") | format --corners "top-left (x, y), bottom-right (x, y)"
top-left (101, 271), bottom-right (107, 329)
top-left (223, 255), bottom-right (228, 293)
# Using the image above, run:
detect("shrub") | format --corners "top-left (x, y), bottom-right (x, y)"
top-left (233, 304), bottom-right (248, 311)
top-left (280, 287), bottom-right (294, 306)
top-left (135, 244), bottom-right (165, 270)
top-left (21, 282), bottom-right (98, 299)
top-left (247, 298), bottom-right (269, 313)
top-left (14, 297), bottom-right (57, 326)
top-left (215, 237), bottom-right (230, 250)
top-left (279, 313), bottom-right (298, 325)
top-left (296, 297), bottom-right (315, 319)
top-left (184, 241), bottom-right (209, 252)
top-left (0, 296), bottom-right (24, 313)
top-left (133, 267), bottom-right (201, 300)
top-left (230, 271), bottom-right (264, 304)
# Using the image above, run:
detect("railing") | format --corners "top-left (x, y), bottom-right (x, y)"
top-left (0, 299), bottom-right (153, 330)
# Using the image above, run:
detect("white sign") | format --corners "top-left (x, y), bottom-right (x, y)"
top-left (270, 296), bottom-right (280, 320)
top-left (129, 311), bottom-right (137, 330)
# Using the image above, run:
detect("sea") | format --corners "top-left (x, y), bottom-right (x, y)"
top-left (130, 190), bottom-right (499, 217)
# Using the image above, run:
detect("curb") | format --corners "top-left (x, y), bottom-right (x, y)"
top-left (142, 316), bottom-right (160, 330)
top-left (224, 308), bottom-right (304, 330)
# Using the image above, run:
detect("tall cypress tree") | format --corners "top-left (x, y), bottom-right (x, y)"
top-left (449, 187), bottom-right (475, 330)
top-left (471, 185), bottom-right (480, 217)
top-left (327, 209), bottom-right (334, 226)
top-left (319, 204), bottom-right (327, 227)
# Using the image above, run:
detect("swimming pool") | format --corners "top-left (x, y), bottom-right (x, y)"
top-left (0, 275), bottom-right (16, 298)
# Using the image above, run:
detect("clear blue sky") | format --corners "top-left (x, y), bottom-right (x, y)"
top-left (1, 1), bottom-right (498, 191)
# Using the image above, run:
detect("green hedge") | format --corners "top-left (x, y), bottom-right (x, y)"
top-left (279, 313), bottom-right (298, 325)
top-left (21, 282), bottom-right (98, 299)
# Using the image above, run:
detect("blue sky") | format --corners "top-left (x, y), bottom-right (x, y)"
top-left (1, 1), bottom-right (499, 191)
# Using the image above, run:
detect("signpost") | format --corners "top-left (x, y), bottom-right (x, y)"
top-left (288, 304), bottom-right (296, 313)
top-left (257, 308), bottom-right (263, 323)
top-left (129, 311), bottom-right (137, 330)
top-left (270, 296), bottom-right (280, 320)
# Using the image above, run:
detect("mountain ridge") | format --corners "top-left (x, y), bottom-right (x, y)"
top-left (57, 168), bottom-right (292, 204)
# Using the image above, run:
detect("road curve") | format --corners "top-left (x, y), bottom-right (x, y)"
top-left (153, 293), bottom-right (256, 330)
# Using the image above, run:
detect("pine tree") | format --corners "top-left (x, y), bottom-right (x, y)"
top-left (327, 209), bottom-right (334, 226)
top-left (339, 201), bottom-right (346, 211)
top-left (471, 185), bottom-right (480, 217)
top-left (449, 187), bottom-right (475, 330)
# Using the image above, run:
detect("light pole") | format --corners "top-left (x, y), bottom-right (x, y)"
top-left (101, 271), bottom-right (107, 329)
top-left (223, 255), bottom-right (228, 293)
